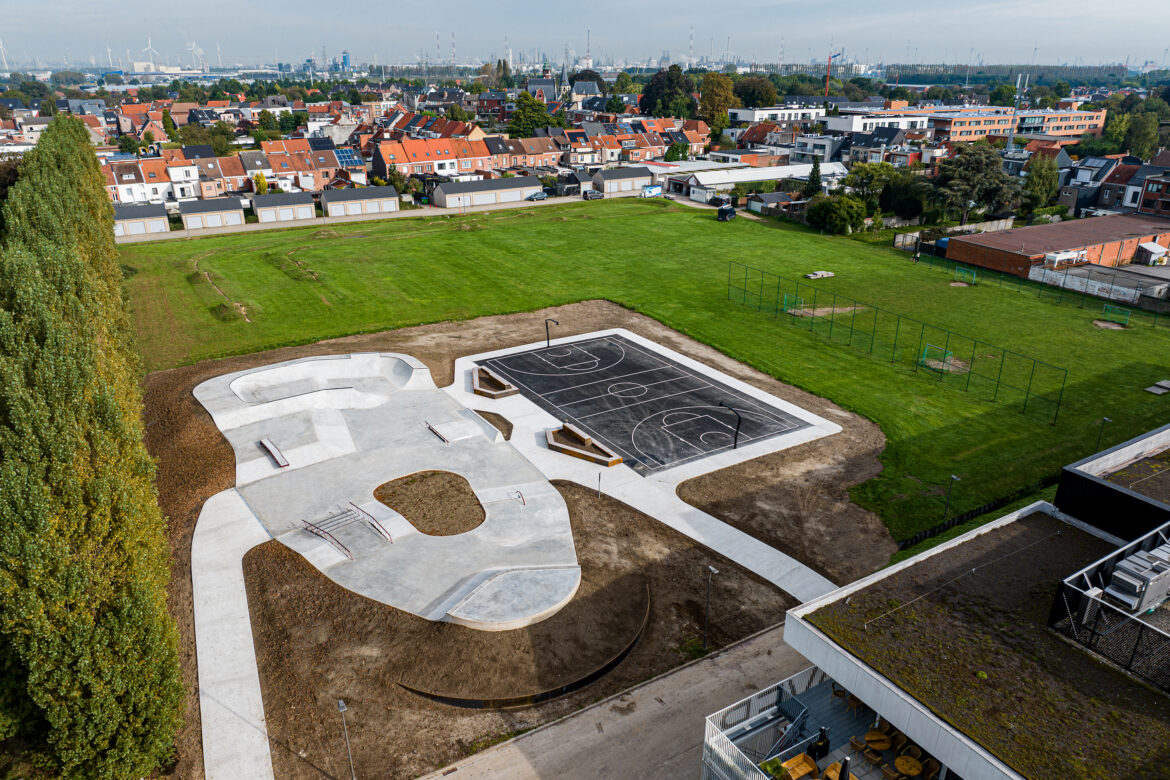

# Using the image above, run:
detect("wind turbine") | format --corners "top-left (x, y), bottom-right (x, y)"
top-left (187, 40), bottom-right (205, 71)
top-left (217, 42), bottom-right (222, 69)
top-left (106, 44), bottom-right (113, 69)
top-left (0, 39), bottom-right (8, 73)
top-left (141, 35), bottom-right (160, 70)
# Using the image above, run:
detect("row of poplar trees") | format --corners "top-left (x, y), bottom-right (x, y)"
top-left (0, 117), bottom-right (182, 776)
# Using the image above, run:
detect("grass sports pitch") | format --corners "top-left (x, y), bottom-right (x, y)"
top-left (482, 334), bottom-right (810, 474)
top-left (120, 199), bottom-right (1170, 538)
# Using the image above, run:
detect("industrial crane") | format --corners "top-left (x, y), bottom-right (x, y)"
top-left (825, 51), bottom-right (842, 97)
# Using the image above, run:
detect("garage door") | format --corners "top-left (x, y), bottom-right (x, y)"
top-left (363, 202), bottom-right (379, 214)
top-left (128, 221), bottom-right (146, 235)
top-left (224, 212), bottom-right (242, 226)
top-left (472, 193), bottom-right (495, 206)
top-left (295, 206), bottom-right (313, 220)
top-left (206, 214), bottom-right (223, 228)
top-left (381, 200), bottom-right (396, 212)
top-left (150, 219), bottom-right (168, 233)
top-left (347, 202), bottom-right (363, 216)
top-left (328, 203), bottom-right (345, 217)
top-left (113, 223), bottom-right (125, 237)
top-left (278, 208), bottom-right (294, 221)
top-left (621, 180), bottom-right (633, 191)
top-left (498, 190), bottom-right (522, 203)
top-left (188, 216), bottom-right (204, 229)
top-left (259, 210), bottom-right (275, 223)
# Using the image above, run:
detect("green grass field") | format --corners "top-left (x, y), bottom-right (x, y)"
top-left (119, 200), bottom-right (1170, 539)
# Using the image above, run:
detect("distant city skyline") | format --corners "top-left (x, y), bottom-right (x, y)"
top-left (3, 0), bottom-right (1168, 71)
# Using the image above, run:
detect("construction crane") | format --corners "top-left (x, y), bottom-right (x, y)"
top-left (824, 50), bottom-right (842, 97)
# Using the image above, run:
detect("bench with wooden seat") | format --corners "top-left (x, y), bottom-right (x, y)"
top-left (777, 752), bottom-right (819, 779)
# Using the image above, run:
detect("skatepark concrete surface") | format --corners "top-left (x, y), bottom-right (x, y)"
top-left (193, 352), bottom-right (581, 630)
top-left (190, 334), bottom-right (841, 778)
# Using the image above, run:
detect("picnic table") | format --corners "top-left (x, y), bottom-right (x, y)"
top-left (864, 729), bottom-right (892, 751)
top-left (895, 755), bottom-right (923, 777)
top-left (823, 762), bottom-right (861, 780)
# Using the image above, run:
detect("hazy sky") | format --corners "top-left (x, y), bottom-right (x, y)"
top-left (3, 0), bottom-right (1167, 70)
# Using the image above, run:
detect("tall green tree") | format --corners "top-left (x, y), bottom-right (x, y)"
top-left (841, 162), bottom-right (896, 212)
top-left (507, 91), bottom-right (562, 137)
top-left (733, 76), bottom-right (778, 108)
top-left (0, 116), bottom-right (183, 778)
top-left (932, 144), bottom-right (1019, 223)
top-left (612, 72), bottom-right (635, 94)
top-left (639, 65), bottom-right (696, 117)
top-left (257, 109), bottom-right (278, 131)
top-left (802, 157), bottom-right (822, 199)
top-left (699, 72), bottom-right (739, 132)
top-left (1024, 155), bottom-right (1059, 210)
top-left (1125, 112), bottom-right (1159, 158)
top-left (664, 141), bottom-right (689, 162)
top-left (161, 109), bottom-right (178, 141)
top-left (988, 83), bottom-right (1016, 107)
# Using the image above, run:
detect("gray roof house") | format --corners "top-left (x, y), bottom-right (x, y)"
top-left (592, 166), bottom-right (653, 193)
top-left (320, 186), bottom-right (400, 218)
top-left (252, 192), bottom-right (317, 223)
top-left (178, 197), bottom-right (246, 230)
top-left (432, 176), bottom-right (542, 208)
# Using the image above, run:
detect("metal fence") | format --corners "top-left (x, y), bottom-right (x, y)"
top-left (911, 253), bottom-right (1168, 327)
top-left (701, 666), bottom-right (830, 780)
top-left (727, 261), bottom-right (1069, 425)
top-left (1049, 582), bottom-right (1170, 691)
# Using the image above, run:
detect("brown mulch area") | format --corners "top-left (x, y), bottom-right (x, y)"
top-left (807, 512), bottom-right (1170, 779)
top-left (373, 470), bottom-right (485, 536)
top-left (142, 299), bottom-right (886, 777)
top-left (472, 409), bottom-right (512, 440)
top-left (242, 479), bottom-right (792, 779)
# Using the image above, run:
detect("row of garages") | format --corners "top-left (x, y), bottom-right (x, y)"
top-left (112, 186), bottom-right (401, 237)
top-left (431, 167), bottom-right (654, 208)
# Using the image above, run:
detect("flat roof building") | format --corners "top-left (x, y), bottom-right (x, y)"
top-left (320, 186), bottom-right (400, 218)
top-left (113, 203), bottom-right (170, 238)
top-left (946, 213), bottom-right (1170, 277)
top-left (178, 197), bottom-right (246, 231)
top-left (431, 175), bottom-right (542, 208)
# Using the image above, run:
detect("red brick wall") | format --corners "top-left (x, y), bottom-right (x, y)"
top-left (945, 240), bottom-right (1035, 276)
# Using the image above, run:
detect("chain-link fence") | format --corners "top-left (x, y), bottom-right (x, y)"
top-left (727, 261), bottom-right (1069, 425)
top-left (910, 253), bottom-right (1168, 328)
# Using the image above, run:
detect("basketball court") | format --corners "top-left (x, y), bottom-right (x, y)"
top-left (480, 334), bottom-right (812, 475)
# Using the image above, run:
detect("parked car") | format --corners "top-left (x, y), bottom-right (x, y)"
top-left (717, 205), bottom-right (736, 222)
top-left (662, 193), bottom-right (674, 201)
top-left (708, 195), bottom-right (731, 207)
top-left (583, 190), bottom-right (605, 200)
top-left (526, 192), bottom-right (548, 201)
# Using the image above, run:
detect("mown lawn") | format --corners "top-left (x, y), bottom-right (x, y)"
top-left (119, 199), bottom-right (1170, 538)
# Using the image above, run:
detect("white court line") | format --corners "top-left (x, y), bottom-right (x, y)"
top-left (535, 367), bottom-right (669, 397)
top-left (574, 385), bottom-right (714, 421)
top-left (559, 376), bottom-right (688, 408)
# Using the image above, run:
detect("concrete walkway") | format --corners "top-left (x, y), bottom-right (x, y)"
top-left (190, 489), bottom-right (276, 780)
top-left (421, 624), bottom-right (810, 780)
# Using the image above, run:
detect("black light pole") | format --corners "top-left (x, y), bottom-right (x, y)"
top-left (718, 401), bottom-right (743, 449)
top-left (337, 699), bottom-right (356, 780)
top-left (942, 474), bottom-right (960, 520)
top-left (545, 318), bottom-right (558, 347)
top-left (703, 565), bottom-right (719, 650)
top-left (1096, 416), bottom-right (1112, 452)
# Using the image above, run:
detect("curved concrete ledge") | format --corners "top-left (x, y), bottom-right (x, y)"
top-left (446, 566), bottom-right (582, 631)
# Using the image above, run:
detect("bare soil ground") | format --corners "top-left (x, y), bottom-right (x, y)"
top-left (141, 299), bottom-right (886, 777)
top-left (374, 471), bottom-right (485, 536)
top-left (1093, 319), bottom-right (1125, 329)
top-left (472, 409), bottom-right (512, 440)
top-left (242, 479), bottom-right (792, 779)
top-left (790, 305), bottom-right (862, 318)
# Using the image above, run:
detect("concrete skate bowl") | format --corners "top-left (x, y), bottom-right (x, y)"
top-left (373, 470), bottom-right (485, 536)
top-left (399, 582), bottom-right (651, 709)
top-left (228, 353), bottom-right (427, 405)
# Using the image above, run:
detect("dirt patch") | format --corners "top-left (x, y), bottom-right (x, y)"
top-left (1093, 319), bottom-right (1125, 329)
top-left (141, 299), bottom-right (884, 777)
top-left (474, 410), bottom-right (512, 440)
top-left (789, 305), bottom-right (862, 318)
top-left (242, 479), bottom-right (791, 779)
top-left (920, 356), bottom-right (970, 375)
top-left (373, 471), bottom-right (485, 536)
top-left (949, 281), bottom-right (969, 287)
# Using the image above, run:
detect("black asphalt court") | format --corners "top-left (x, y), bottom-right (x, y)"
top-left (480, 334), bottom-right (810, 475)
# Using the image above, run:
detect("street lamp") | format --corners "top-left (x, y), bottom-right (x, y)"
top-left (337, 699), bottom-right (356, 780)
top-left (704, 565), bottom-right (719, 651)
top-left (1096, 417), bottom-right (1112, 452)
top-left (718, 401), bottom-right (743, 449)
top-left (942, 475), bottom-right (960, 521)
top-left (545, 318), bottom-right (558, 347)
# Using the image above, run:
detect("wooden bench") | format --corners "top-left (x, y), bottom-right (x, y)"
top-left (259, 437), bottom-right (289, 468)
